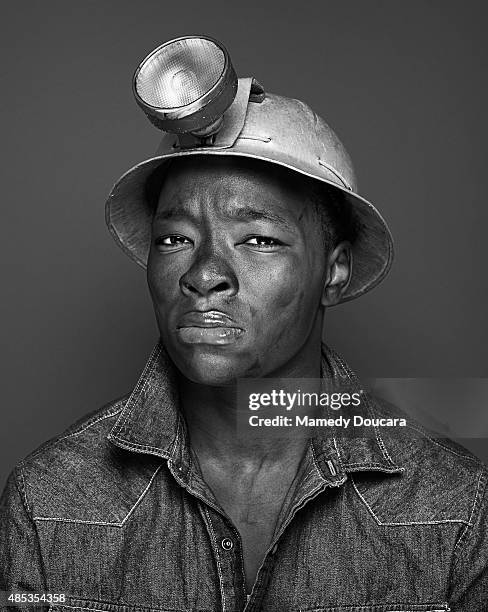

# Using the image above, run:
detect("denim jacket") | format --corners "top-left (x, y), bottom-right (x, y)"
top-left (1, 341), bottom-right (488, 612)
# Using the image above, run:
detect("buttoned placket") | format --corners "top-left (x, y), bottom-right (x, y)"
top-left (168, 417), bottom-right (347, 612)
top-left (167, 449), bottom-right (248, 611)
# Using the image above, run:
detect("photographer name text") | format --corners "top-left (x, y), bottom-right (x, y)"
top-left (249, 415), bottom-right (406, 428)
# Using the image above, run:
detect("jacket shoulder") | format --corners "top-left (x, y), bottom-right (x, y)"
top-left (15, 395), bottom-right (161, 525)
top-left (21, 394), bottom-right (128, 466)
top-left (354, 395), bottom-right (488, 526)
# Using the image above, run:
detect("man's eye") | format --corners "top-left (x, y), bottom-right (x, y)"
top-left (244, 236), bottom-right (283, 249)
top-left (154, 235), bottom-right (191, 248)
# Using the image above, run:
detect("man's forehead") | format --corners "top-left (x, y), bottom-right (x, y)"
top-left (161, 155), bottom-right (292, 193)
top-left (154, 155), bottom-right (318, 224)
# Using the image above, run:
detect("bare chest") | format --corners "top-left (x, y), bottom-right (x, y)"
top-left (224, 492), bottom-right (287, 593)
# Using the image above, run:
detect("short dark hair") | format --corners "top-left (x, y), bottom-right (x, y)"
top-left (146, 160), bottom-right (173, 212)
top-left (307, 179), bottom-right (358, 248)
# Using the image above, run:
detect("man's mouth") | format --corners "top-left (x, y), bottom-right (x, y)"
top-left (176, 310), bottom-right (245, 345)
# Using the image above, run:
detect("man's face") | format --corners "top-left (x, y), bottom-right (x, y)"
top-left (147, 156), bottom-right (331, 385)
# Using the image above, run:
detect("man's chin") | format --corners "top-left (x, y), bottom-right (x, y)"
top-left (178, 363), bottom-right (241, 387)
top-left (168, 346), bottom-right (256, 386)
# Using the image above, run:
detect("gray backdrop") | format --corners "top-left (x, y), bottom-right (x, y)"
top-left (2, 0), bottom-right (488, 488)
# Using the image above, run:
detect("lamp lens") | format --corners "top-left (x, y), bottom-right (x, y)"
top-left (135, 38), bottom-right (225, 108)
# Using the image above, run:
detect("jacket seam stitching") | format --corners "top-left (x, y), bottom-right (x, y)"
top-left (49, 606), bottom-right (108, 612)
top-left (120, 464), bottom-right (162, 526)
top-left (20, 400), bottom-right (127, 465)
top-left (60, 402), bottom-right (125, 439)
top-left (57, 604), bottom-right (193, 612)
top-left (403, 424), bottom-right (481, 462)
top-left (371, 411), bottom-right (397, 466)
top-left (15, 462), bottom-right (50, 588)
top-left (452, 467), bottom-right (487, 561)
top-left (33, 516), bottom-right (122, 526)
top-left (365, 393), bottom-right (399, 468)
top-left (351, 476), bottom-right (471, 527)
top-left (16, 461), bottom-right (32, 515)
top-left (297, 606), bottom-right (450, 612)
top-left (344, 461), bottom-right (402, 470)
top-left (169, 413), bottom-right (182, 459)
top-left (32, 464), bottom-right (162, 526)
top-left (105, 436), bottom-right (171, 458)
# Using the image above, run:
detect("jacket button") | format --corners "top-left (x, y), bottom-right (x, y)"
top-left (221, 537), bottom-right (234, 551)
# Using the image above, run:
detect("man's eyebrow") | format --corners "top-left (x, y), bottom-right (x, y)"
top-left (225, 206), bottom-right (293, 230)
top-left (153, 207), bottom-right (189, 222)
top-left (153, 205), bottom-right (294, 231)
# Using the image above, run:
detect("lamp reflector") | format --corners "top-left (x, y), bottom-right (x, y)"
top-left (135, 38), bottom-right (226, 109)
top-left (133, 36), bottom-right (238, 136)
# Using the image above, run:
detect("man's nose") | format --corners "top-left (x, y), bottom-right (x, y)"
top-left (179, 245), bottom-right (238, 299)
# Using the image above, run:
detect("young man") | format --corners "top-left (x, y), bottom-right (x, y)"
top-left (1, 36), bottom-right (487, 611)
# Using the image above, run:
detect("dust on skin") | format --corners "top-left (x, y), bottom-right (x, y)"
top-left (147, 156), bottom-right (339, 385)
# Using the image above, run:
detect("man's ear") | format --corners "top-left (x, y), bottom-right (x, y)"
top-left (321, 241), bottom-right (352, 307)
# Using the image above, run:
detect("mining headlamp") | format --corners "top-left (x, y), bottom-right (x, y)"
top-left (133, 35), bottom-right (238, 137)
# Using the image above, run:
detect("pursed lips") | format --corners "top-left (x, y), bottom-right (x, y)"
top-left (176, 310), bottom-right (245, 345)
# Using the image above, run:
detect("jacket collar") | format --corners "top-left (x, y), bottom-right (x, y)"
top-left (106, 340), bottom-right (404, 477)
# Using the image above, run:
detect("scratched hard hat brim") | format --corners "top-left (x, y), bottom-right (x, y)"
top-left (105, 89), bottom-right (394, 304)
